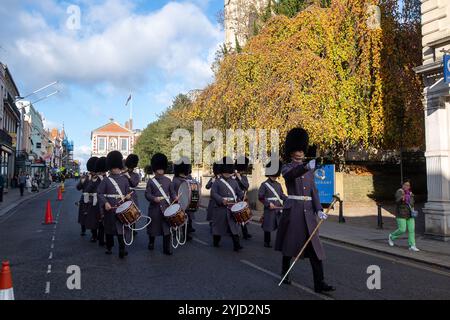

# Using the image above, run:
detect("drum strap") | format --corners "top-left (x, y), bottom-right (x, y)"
top-left (264, 182), bottom-right (283, 205)
top-left (220, 178), bottom-right (237, 203)
top-left (108, 177), bottom-right (125, 202)
top-left (152, 178), bottom-right (171, 205)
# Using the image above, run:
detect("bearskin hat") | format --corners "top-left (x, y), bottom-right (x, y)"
top-left (125, 154), bottom-right (139, 169)
top-left (95, 157), bottom-right (107, 173)
top-left (173, 157), bottom-right (191, 177)
top-left (265, 160), bottom-right (283, 177)
top-left (106, 151), bottom-right (124, 170)
top-left (212, 162), bottom-right (221, 176)
top-left (86, 157), bottom-right (99, 173)
top-left (284, 127), bottom-right (309, 160)
top-left (221, 156), bottom-right (235, 174)
top-left (144, 165), bottom-right (153, 175)
top-left (235, 156), bottom-right (250, 172)
top-left (151, 153), bottom-right (168, 172)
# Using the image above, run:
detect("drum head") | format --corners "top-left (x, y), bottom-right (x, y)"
top-left (231, 202), bottom-right (247, 212)
top-left (178, 181), bottom-right (191, 211)
top-left (116, 201), bottom-right (132, 213)
top-left (164, 204), bottom-right (181, 217)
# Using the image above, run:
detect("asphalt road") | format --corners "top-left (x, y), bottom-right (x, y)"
top-left (1, 180), bottom-right (449, 300)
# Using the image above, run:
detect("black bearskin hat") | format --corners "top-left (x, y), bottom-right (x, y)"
top-left (284, 127), bottom-right (309, 160)
top-left (106, 151), bottom-right (124, 170)
top-left (151, 153), bottom-right (168, 172)
top-left (144, 165), bottom-right (153, 175)
top-left (235, 156), bottom-right (250, 172)
top-left (125, 154), bottom-right (139, 169)
top-left (221, 156), bottom-right (235, 174)
top-left (95, 157), bottom-right (107, 173)
top-left (212, 162), bottom-right (221, 175)
top-left (86, 157), bottom-right (99, 172)
top-left (173, 157), bottom-right (191, 177)
top-left (265, 160), bottom-right (283, 177)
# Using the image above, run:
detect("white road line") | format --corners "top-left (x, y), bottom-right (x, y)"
top-left (194, 221), bottom-right (210, 225)
top-left (50, 243), bottom-right (54, 249)
top-left (322, 240), bottom-right (450, 277)
top-left (45, 281), bottom-right (50, 294)
top-left (48, 252), bottom-right (53, 260)
top-left (47, 265), bottom-right (52, 274)
top-left (193, 237), bottom-right (209, 246)
top-left (240, 259), bottom-right (334, 300)
top-left (52, 236), bottom-right (55, 241)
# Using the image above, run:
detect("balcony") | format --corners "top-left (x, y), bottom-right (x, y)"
top-left (0, 129), bottom-right (13, 146)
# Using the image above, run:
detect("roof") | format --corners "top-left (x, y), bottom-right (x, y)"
top-left (92, 121), bottom-right (133, 135)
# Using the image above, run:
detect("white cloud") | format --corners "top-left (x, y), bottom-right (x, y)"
top-left (74, 144), bottom-right (92, 171)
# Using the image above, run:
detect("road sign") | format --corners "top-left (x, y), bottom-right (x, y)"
top-left (315, 164), bottom-right (335, 204)
top-left (444, 54), bottom-right (450, 84)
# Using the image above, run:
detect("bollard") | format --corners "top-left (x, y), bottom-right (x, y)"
top-left (377, 203), bottom-right (383, 229)
top-left (338, 200), bottom-right (345, 223)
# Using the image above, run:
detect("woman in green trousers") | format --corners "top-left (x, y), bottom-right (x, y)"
top-left (388, 179), bottom-right (420, 252)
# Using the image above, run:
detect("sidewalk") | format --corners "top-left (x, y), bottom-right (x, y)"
top-left (0, 184), bottom-right (58, 217)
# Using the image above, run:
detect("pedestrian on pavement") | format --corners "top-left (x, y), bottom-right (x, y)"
top-left (389, 179), bottom-right (420, 252)
top-left (25, 174), bottom-right (32, 193)
top-left (0, 174), bottom-right (4, 202)
top-left (258, 160), bottom-right (286, 248)
top-left (19, 173), bottom-right (26, 196)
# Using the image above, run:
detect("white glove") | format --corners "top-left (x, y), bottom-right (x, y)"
top-left (318, 210), bottom-right (328, 220)
top-left (306, 159), bottom-right (316, 171)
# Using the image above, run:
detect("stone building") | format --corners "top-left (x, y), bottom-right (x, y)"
top-left (415, 0), bottom-right (450, 240)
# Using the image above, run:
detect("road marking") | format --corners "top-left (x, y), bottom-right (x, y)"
top-left (240, 259), bottom-right (334, 300)
top-left (50, 243), bottom-right (54, 249)
top-left (45, 281), bottom-right (50, 294)
top-left (52, 236), bottom-right (55, 241)
top-left (322, 240), bottom-right (450, 277)
top-left (48, 252), bottom-right (53, 260)
top-left (193, 237), bottom-right (209, 246)
top-left (47, 265), bottom-right (52, 274)
top-left (194, 221), bottom-right (210, 225)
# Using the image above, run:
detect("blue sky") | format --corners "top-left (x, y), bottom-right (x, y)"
top-left (0, 0), bottom-right (224, 169)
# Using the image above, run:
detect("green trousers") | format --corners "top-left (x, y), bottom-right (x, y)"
top-left (390, 218), bottom-right (415, 246)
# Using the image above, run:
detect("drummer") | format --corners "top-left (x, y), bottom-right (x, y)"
top-left (77, 157), bottom-right (97, 237)
top-left (234, 156), bottom-right (252, 240)
top-left (97, 151), bottom-right (132, 259)
top-left (258, 160), bottom-right (286, 248)
top-left (124, 154), bottom-right (141, 236)
top-left (170, 156), bottom-right (193, 242)
top-left (145, 153), bottom-right (175, 255)
top-left (206, 162), bottom-right (221, 224)
top-left (210, 156), bottom-right (244, 251)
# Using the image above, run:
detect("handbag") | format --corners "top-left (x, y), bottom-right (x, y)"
top-left (408, 204), bottom-right (418, 218)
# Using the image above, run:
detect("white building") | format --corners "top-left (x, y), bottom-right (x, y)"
top-left (415, 0), bottom-right (450, 240)
top-left (91, 119), bottom-right (138, 158)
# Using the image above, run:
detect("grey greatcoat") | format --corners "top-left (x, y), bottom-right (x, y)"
top-left (275, 162), bottom-right (325, 260)
top-left (84, 176), bottom-right (103, 230)
top-left (258, 178), bottom-right (287, 232)
top-left (76, 177), bottom-right (90, 226)
top-left (234, 175), bottom-right (249, 194)
top-left (125, 171), bottom-right (141, 207)
top-left (97, 174), bottom-right (131, 236)
top-left (205, 177), bottom-right (216, 222)
top-left (210, 177), bottom-right (244, 236)
top-left (170, 176), bottom-right (196, 221)
top-left (146, 175), bottom-right (174, 237)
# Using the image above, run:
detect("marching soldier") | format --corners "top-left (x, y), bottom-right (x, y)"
top-left (84, 157), bottom-right (103, 243)
top-left (95, 157), bottom-right (107, 247)
top-left (146, 153), bottom-right (174, 255)
top-left (258, 160), bottom-right (286, 248)
top-left (234, 156), bottom-right (252, 240)
top-left (210, 157), bottom-right (244, 251)
top-left (97, 151), bottom-right (132, 259)
top-left (275, 128), bottom-right (335, 293)
top-left (77, 157), bottom-right (97, 236)
top-left (124, 154), bottom-right (141, 235)
top-left (170, 157), bottom-right (193, 241)
top-left (205, 162), bottom-right (221, 223)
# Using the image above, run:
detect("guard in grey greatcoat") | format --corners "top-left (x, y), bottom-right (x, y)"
top-left (275, 128), bottom-right (335, 293)
top-left (77, 157), bottom-right (97, 236)
top-left (234, 156), bottom-right (252, 240)
top-left (146, 153), bottom-right (174, 255)
top-left (97, 151), bottom-right (132, 259)
top-left (124, 154), bottom-right (141, 235)
top-left (84, 158), bottom-right (103, 243)
top-left (258, 160), bottom-right (286, 248)
top-left (210, 157), bottom-right (244, 251)
top-left (94, 157), bottom-right (107, 247)
top-left (170, 157), bottom-right (193, 242)
top-left (206, 162), bottom-right (221, 222)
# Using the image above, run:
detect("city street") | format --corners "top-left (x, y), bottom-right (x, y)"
top-left (1, 180), bottom-right (449, 300)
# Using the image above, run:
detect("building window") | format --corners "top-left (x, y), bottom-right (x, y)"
top-left (120, 138), bottom-right (128, 152)
top-left (98, 137), bottom-right (106, 152)
top-left (36, 142), bottom-right (42, 149)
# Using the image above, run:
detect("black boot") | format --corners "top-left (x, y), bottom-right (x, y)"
top-left (90, 229), bottom-right (98, 243)
top-left (148, 236), bottom-right (155, 251)
top-left (264, 232), bottom-right (272, 248)
top-left (282, 256), bottom-right (292, 285)
top-left (213, 235), bottom-right (221, 247)
top-left (188, 219), bottom-right (196, 233)
top-left (118, 235), bottom-right (127, 259)
top-left (242, 225), bottom-right (252, 239)
top-left (98, 224), bottom-right (105, 246)
top-left (232, 235), bottom-right (243, 252)
top-left (80, 225), bottom-right (86, 236)
top-left (315, 282), bottom-right (336, 293)
top-left (105, 235), bottom-right (113, 254)
top-left (310, 257), bottom-right (335, 293)
top-left (163, 235), bottom-right (173, 255)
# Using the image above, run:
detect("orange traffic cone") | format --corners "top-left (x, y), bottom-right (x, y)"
top-left (43, 200), bottom-right (56, 225)
top-left (0, 261), bottom-right (14, 300)
top-left (57, 187), bottom-right (63, 201)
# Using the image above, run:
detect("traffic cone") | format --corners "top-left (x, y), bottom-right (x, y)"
top-left (43, 200), bottom-right (55, 225)
top-left (57, 187), bottom-right (63, 201)
top-left (61, 183), bottom-right (65, 193)
top-left (0, 261), bottom-right (14, 300)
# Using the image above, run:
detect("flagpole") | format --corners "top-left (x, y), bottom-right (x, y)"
top-left (130, 91), bottom-right (133, 130)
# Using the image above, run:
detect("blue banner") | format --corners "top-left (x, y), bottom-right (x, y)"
top-left (314, 164), bottom-right (335, 204)
top-left (445, 54), bottom-right (450, 84)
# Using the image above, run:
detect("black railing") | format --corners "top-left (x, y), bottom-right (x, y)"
top-left (0, 129), bottom-right (13, 146)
